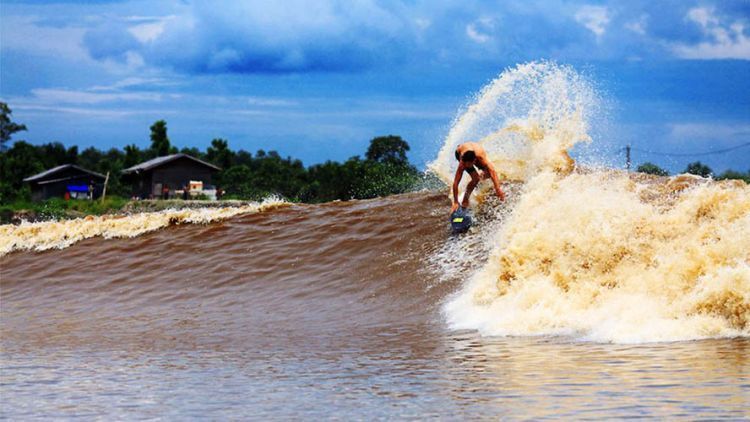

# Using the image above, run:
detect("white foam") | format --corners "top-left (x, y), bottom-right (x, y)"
top-left (435, 62), bottom-right (750, 343)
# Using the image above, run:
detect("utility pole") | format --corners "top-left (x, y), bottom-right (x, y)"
top-left (625, 145), bottom-right (631, 171)
top-left (101, 171), bottom-right (110, 203)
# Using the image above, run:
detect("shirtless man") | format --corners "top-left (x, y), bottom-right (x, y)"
top-left (451, 142), bottom-right (505, 213)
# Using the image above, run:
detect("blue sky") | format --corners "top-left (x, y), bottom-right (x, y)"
top-left (1, 0), bottom-right (749, 173)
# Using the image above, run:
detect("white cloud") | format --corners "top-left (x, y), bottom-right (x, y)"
top-left (575, 5), bottom-right (610, 39)
top-left (246, 97), bottom-right (298, 107)
top-left (89, 77), bottom-right (175, 92)
top-left (686, 7), bottom-right (719, 28)
top-left (0, 16), bottom-right (89, 60)
top-left (466, 24), bottom-right (490, 43)
top-left (30, 88), bottom-right (165, 104)
top-left (625, 15), bottom-right (647, 35)
top-left (129, 21), bottom-right (167, 43)
top-left (466, 17), bottom-right (494, 44)
top-left (231, 106), bottom-right (450, 120)
top-left (13, 104), bottom-right (149, 118)
top-left (414, 18), bottom-right (431, 31)
top-left (673, 7), bottom-right (750, 59)
top-left (126, 15), bottom-right (176, 43)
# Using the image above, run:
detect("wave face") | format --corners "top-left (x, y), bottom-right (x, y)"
top-left (435, 62), bottom-right (750, 343)
top-left (0, 198), bottom-right (288, 256)
top-left (0, 192), bottom-right (460, 351)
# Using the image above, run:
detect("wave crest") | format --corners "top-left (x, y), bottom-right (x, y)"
top-left (438, 62), bottom-right (750, 343)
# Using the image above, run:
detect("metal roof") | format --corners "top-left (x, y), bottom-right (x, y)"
top-left (122, 154), bottom-right (221, 174)
top-left (23, 164), bottom-right (106, 183)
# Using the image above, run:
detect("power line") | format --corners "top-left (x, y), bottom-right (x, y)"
top-left (628, 141), bottom-right (750, 157)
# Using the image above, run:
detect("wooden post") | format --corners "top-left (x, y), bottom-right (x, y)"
top-left (625, 145), bottom-right (631, 171)
top-left (101, 171), bottom-right (110, 203)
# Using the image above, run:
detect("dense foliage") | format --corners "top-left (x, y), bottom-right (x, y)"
top-left (0, 104), bottom-right (424, 204)
top-left (684, 161), bottom-right (713, 178)
top-left (636, 162), bottom-right (669, 176)
top-left (0, 102), bottom-right (27, 152)
top-left (0, 196), bottom-right (130, 223)
top-left (635, 160), bottom-right (749, 182)
top-left (0, 136), bottom-right (424, 204)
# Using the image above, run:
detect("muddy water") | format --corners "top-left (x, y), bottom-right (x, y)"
top-left (1, 192), bottom-right (748, 419)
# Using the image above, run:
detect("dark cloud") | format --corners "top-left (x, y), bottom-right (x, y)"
top-left (82, 0), bottom-right (412, 73)
top-left (78, 0), bottom-right (750, 74)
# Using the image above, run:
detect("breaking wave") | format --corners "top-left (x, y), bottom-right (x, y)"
top-left (2, 61), bottom-right (747, 345)
top-left (0, 197), bottom-right (288, 256)
top-left (434, 61), bottom-right (750, 343)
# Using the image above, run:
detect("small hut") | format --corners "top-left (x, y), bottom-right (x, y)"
top-left (122, 154), bottom-right (220, 199)
top-left (24, 164), bottom-right (106, 201)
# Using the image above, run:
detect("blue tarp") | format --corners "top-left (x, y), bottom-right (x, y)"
top-left (67, 185), bottom-right (89, 193)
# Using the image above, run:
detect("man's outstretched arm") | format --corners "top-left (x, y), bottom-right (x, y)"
top-left (451, 165), bottom-right (463, 212)
top-left (486, 164), bottom-right (505, 201)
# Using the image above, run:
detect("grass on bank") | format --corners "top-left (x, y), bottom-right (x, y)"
top-left (0, 196), bottom-right (130, 223)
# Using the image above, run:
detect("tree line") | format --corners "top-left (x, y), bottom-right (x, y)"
top-left (636, 161), bottom-right (750, 183)
top-left (0, 103), bottom-right (425, 204)
top-left (2, 101), bottom-right (747, 206)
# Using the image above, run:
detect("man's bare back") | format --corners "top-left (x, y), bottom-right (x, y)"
top-left (451, 142), bottom-right (505, 213)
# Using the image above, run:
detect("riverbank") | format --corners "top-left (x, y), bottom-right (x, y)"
top-left (0, 197), bottom-right (272, 225)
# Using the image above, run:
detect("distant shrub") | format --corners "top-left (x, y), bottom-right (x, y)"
top-left (716, 169), bottom-right (750, 183)
top-left (636, 162), bottom-right (669, 176)
top-left (685, 161), bottom-right (713, 178)
top-left (36, 198), bottom-right (67, 220)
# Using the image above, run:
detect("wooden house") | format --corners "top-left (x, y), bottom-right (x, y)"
top-left (122, 154), bottom-right (220, 199)
top-left (23, 164), bottom-right (106, 201)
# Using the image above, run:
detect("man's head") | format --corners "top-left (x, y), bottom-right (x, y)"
top-left (455, 149), bottom-right (476, 163)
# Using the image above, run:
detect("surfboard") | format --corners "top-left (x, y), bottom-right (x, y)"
top-left (450, 208), bottom-right (473, 233)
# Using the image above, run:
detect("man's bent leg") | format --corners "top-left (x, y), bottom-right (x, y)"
top-left (462, 177), bottom-right (480, 208)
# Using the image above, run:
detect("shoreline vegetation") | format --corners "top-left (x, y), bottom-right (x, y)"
top-left (1, 103), bottom-right (443, 224)
top-left (1, 103), bottom-right (748, 224)
top-left (0, 197), bottom-right (287, 224)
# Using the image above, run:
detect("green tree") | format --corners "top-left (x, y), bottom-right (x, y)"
top-left (359, 136), bottom-right (419, 198)
top-left (306, 160), bottom-right (351, 202)
top-left (636, 162), bottom-right (669, 176)
top-left (180, 146), bottom-right (203, 159)
top-left (123, 144), bottom-right (142, 168)
top-left (78, 147), bottom-right (104, 172)
top-left (716, 169), bottom-right (750, 183)
top-left (685, 161), bottom-right (712, 178)
top-left (37, 142), bottom-right (77, 169)
top-left (149, 120), bottom-right (171, 157)
top-left (251, 151), bottom-right (306, 200)
top-left (95, 148), bottom-right (126, 195)
top-left (206, 138), bottom-right (234, 170)
top-left (0, 102), bottom-right (27, 152)
top-left (234, 150), bottom-right (253, 167)
top-left (365, 135), bottom-right (410, 165)
top-left (221, 165), bottom-right (263, 199)
top-left (0, 141), bottom-right (42, 203)
top-left (351, 160), bottom-right (419, 199)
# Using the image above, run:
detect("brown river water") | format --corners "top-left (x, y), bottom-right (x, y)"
top-left (1, 191), bottom-right (748, 419)
top-left (2, 62), bottom-right (748, 419)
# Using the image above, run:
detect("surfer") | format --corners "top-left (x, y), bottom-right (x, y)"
top-left (451, 142), bottom-right (505, 213)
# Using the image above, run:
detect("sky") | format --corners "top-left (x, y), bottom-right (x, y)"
top-left (1, 0), bottom-right (749, 173)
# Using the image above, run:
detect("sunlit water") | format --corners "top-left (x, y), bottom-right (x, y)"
top-left (3, 332), bottom-right (748, 419)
